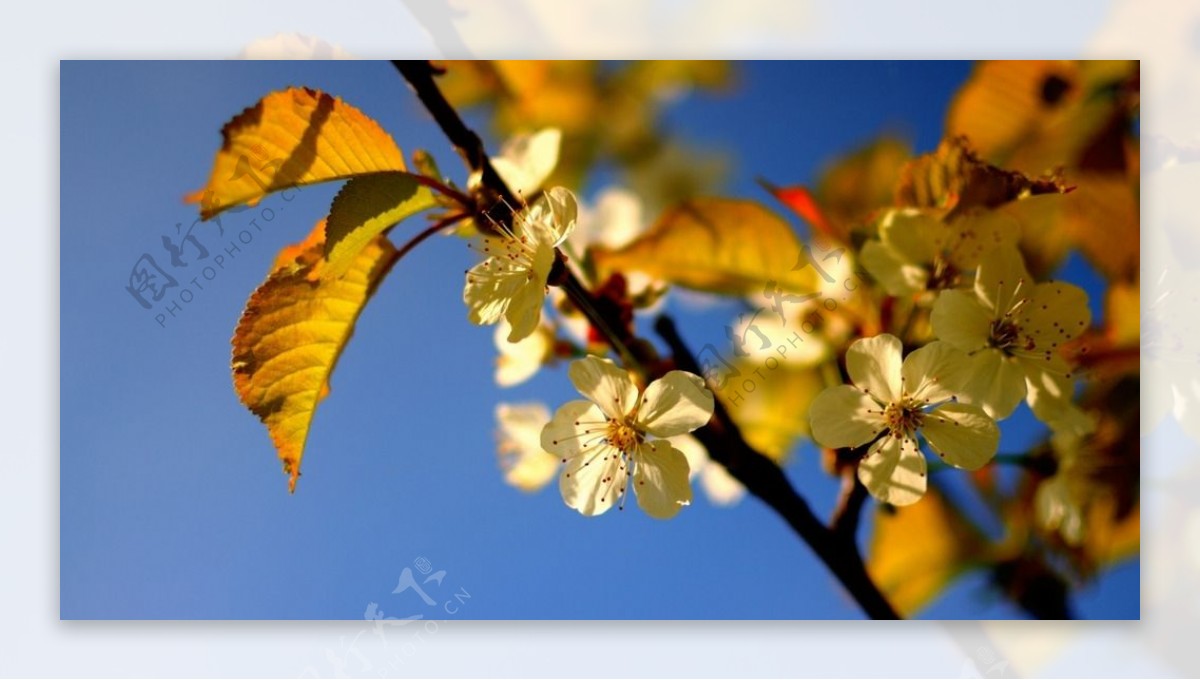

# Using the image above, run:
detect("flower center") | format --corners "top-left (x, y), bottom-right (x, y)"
top-left (988, 318), bottom-right (1021, 351)
top-left (927, 257), bottom-right (960, 290)
top-left (605, 419), bottom-right (643, 452)
top-left (883, 399), bottom-right (924, 437)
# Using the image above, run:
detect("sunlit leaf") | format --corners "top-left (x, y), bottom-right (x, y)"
top-left (323, 172), bottom-right (437, 278)
top-left (946, 60), bottom-right (1138, 176)
top-left (1062, 172), bottom-right (1140, 282)
top-left (232, 220), bottom-right (397, 492)
top-left (1083, 497), bottom-right (1140, 569)
top-left (721, 363), bottom-right (823, 463)
top-left (188, 87), bottom-right (406, 219)
top-left (868, 486), bottom-right (987, 616)
top-left (592, 198), bottom-right (819, 296)
top-left (814, 137), bottom-right (911, 239)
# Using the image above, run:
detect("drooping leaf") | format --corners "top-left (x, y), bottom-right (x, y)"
top-left (232, 220), bottom-right (397, 492)
top-left (592, 198), bottom-right (819, 296)
top-left (867, 486), bottom-right (987, 616)
top-left (188, 87), bottom-right (406, 219)
top-left (323, 172), bottom-right (437, 278)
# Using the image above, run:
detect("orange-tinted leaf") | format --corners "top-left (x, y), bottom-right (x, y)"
top-left (592, 198), bottom-right (819, 296)
top-left (1062, 172), bottom-right (1140, 282)
top-left (1084, 497), bottom-right (1140, 568)
top-left (946, 60), bottom-right (1137, 176)
top-left (232, 220), bottom-right (397, 492)
top-left (188, 87), bottom-right (406, 219)
top-left (868, 487), bottom-right (987, 616)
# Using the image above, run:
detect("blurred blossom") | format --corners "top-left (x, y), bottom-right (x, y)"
top-left (568, 186), bottom-right (645, 253)
top-left (1091, 0), bottom-right (1198, 148)
top-left (235, 33), bottom-right (353, 59)
top-left (423, 0), bottom-right (812, 55)
top-left (495, 402), bottom-right (559, 492)
top-left (494, 321), bottom-right (553, 387)
top-left (469, 128), bottom-right (562, 200)
top-left (673, 432), bottom-right (745, 507)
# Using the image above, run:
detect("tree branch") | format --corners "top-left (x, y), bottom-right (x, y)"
top-left (830, 469), bottom-right (869, 541)
top-left (392, 60), bottom-right (520, 223)
top-left (654, 316), bottom-right (898, 619)
top-left (393, 59), bottom-right (899, 620)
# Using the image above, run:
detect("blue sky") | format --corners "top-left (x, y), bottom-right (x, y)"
top-left (60, 60), bottom-right (1137, 620)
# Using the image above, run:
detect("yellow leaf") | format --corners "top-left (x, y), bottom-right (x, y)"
top-left (232, 220), bottom-right (397, 492)
top-left (868, 487), bottom-right (986, 616)
top-left (188, 87), bottom-right (406, 219)
top-left (721, 363), bottom-right (823, 463)
top-left (323, 172), bottom-right (437, 278)
top-left (1084, 497), bottom-right (1140, 568)
top-left (592, 198), bottom-right (819, 296)
top-left (946, 60), bottom-right (1138, 176)
top-left (1062, 172), bottom-right (1140, 282)
top-left (814, 137), bottom-right (911, 238)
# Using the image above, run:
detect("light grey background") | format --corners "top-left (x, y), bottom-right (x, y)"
top-left (15, 0), bottom-right (1186, 676)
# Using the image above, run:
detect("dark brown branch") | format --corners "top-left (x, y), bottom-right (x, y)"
top-left (391, 60), bottom-right (520, 224)
top-left (830, 470), bottom-right (869, 541)
top-left (393, 60), bottom-right (899, 620)
top-left (655, 316), bottom-right (899, 620)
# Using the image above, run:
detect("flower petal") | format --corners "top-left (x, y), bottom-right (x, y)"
top-left (931, 289), bottom-right (992, 352)
top-left (950, 348), bottom-right (1028, 419)
top-left (503, 277), bottom-right (547, 342)
top-left (463, 249), bottom-right (526, 327)
top-left (540, 400), bottom-right (607, 457)
top-left (900, 340), bottom-right (959, 404)
top-left (633, 440), bottom-right (693, 519)
top-left (567, 356), bottom-right (638, 420)
top-left (922, 402), bottom-right (999, 471)
top-left (487, 128), bottom-right (561, 198)
top-left (808, 385), bottom-right (885, 449)
top-left (539, 186), bottom-right (579, 245)
top-left (559, 442), bottom-right (625, 517)
top-left (494, 321), bottom-right (551, 387)
top-left (879, 209), bottom-right (940, 265)
top-left (860, 240), bottom-right (926, 296)
top-left (857, 434), bottom-right (926, 506)
top-left (945, 207), bottom-right (1018, 269)
top-left (495, 402), bottom-right (558, 492)
top-left (700, 462), bottom-right (745, 506)
top-left (846, 334), bottom-right (903, 402)
top-left (668, 433), bottom-right (744, 506)
top-left (974, 244), bottom-right (1031, 315)
top-left (636, 370), bottom-right (715, 437)
top-left (1025, 365), bottom-right (1095, 436)
top-left (1018, 280), bottom-right (1091, 348)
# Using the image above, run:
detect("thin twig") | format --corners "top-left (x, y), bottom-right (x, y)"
top-left (394, 212), bottom-right (467, 262)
